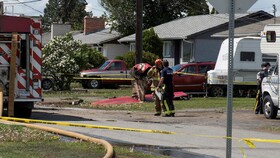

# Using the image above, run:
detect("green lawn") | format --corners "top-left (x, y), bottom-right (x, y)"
top-left (0, 124), bottom-right (167, 158)
top-left (43, 85), bottom-right (256, 111)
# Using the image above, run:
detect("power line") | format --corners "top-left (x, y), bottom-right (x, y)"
top-left (86, 6), bottom-right (106, 13)
top-left (15, 0), bottom-right (43, 14)
top-left (4, 0), bottom-right (41, 4)
top-left (3, 0), bottom-right (43, 15)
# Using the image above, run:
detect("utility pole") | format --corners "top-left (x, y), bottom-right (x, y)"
top-left (273, 4), bottom-right (277, 24)
top-left (135, 0), bottom-right (143, 64)
top-left (0, 2), bottom-right (3, 15)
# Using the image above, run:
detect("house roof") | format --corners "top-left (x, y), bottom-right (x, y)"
top-left (118, 11), bottom-right (273, 42)
top-left (73, 28), bottom-right (122, 45)
top-left (212, 17), bottom-right (280, 37)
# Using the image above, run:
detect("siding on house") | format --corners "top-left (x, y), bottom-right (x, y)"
top-left (103, 44), bottom-right (129, 59)
top-left (194, 39), bottom-right (224, 62)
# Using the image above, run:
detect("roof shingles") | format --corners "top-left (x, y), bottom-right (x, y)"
top-left (73, 28), bottom-right (121, 45)
top-left (118, 13), bottom-right (255, 42)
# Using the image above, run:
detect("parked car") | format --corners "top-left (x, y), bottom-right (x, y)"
top-left (78, 60), bottom-right (133, 89)
top-left (172, 62), bottom-right (216, 94)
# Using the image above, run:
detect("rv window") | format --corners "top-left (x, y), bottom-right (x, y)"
top-left (240, 51), bottom-right (255, 61)
top-left (266, 31), bottom-right (276, 42)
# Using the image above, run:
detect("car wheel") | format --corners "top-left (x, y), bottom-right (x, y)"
top-left (87, 79), bottom-right (101, 89)
top-left (42, 79), bottom-right (53, 90)
top-left (211, 86), bottom-right (224, 97)
top-left (263, 95), bottom-right (278, 119)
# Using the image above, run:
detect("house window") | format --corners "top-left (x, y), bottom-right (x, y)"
top-left (130, 43), bottom-right (135, 51)
top-left (266, 31), bottom-right (276, 42)
top-left (240, 51), bottom-right (255, 61)
top-left (163, 41), bottom-right (173, 57)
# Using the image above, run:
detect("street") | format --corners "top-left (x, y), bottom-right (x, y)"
top-left (31, 105), bottom-right (280, 158)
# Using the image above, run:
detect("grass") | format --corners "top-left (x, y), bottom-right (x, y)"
top-left (43, 85), bottom-right (256, 112)
top-left (0, 124), bottom-right (167, 158)
top-left (258, 126), bottom-right (280, 134)
top-left (43, 85), bottom-right (131, 98)
top-left (90, 97), bottom-right (255, 112)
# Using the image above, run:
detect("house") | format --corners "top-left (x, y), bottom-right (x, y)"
top-left (118, 11), bottom-right (274, 66)
top-left (73, 16), bottom-right (129, 59)
top-left (42, 16), bottom-right (129, 60)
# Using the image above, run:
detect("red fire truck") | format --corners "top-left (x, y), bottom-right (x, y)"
top-left (0, 15), bottom-right (42, 118)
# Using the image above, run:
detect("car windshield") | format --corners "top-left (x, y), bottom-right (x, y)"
top-left (172, 64), bottom-right (183, 72)
top-left (98, 61), bottom-right (110, 70)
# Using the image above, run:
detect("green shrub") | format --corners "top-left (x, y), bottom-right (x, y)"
top-left (74, 44), bottom-right (106, 70)
top-left (143, 28), bottom-right (163, 58)
top-left (115, 51), bottom-right (159, 68)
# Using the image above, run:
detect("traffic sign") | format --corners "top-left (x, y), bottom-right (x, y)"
top-left (208, 0), bottom-right (257, 13)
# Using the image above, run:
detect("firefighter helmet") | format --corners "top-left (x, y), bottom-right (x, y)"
top-left (155, 59), bottom-right (162, 65)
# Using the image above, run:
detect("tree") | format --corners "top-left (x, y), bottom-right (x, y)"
top-left (142, 28), bottom-right (163, 58)
top-left (42, 33), bottom-right (105, 90)
top-left (42, 0), bottom-right (89, 32)
top-left (100, 0), bottom-right (209, 35)
top-left (115, 51), bottom-right (159, 69)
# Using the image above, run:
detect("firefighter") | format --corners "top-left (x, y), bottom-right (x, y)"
top-left (254, 62), bottom-right (270, 114)
top-left (130, 63), bottom-right (151, 101)
top-left (147, 59), bottom-right (164, 116)
top-left (157, 60), bottom-right (175, 117)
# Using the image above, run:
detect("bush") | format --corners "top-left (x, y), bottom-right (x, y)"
top-left (74, 44), bottom-right (106, 71)
top-left (143, 28), bottom-right (163, 58)
top-left (115, 51), bottom-right (159, 68)
top-left (43, 33), bottom-right (105, 90)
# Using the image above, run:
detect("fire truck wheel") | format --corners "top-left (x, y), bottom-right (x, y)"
top-left (263, 95), bottom-right (278, 119)
top-left (87, 79), bottom-right (101, 89)
top-left (42, 79), bottom-right (53, 90)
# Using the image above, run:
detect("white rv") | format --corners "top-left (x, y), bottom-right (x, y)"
top-left (207, 37), bottom-right (276, 97)
top-left (260, 24), bottom-right (280, 119)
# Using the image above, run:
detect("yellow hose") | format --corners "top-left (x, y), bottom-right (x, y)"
top-left (0, 120), bottom-right (114, 158)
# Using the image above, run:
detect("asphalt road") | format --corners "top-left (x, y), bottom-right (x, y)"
top-left (30, 105), bottom-right (280, 158)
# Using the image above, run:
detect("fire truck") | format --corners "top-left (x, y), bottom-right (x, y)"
top-left (0, 15), bottom-right (42, 118)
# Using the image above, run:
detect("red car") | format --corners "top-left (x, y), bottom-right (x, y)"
top-left (172, 62), bottom-right (216, 93)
